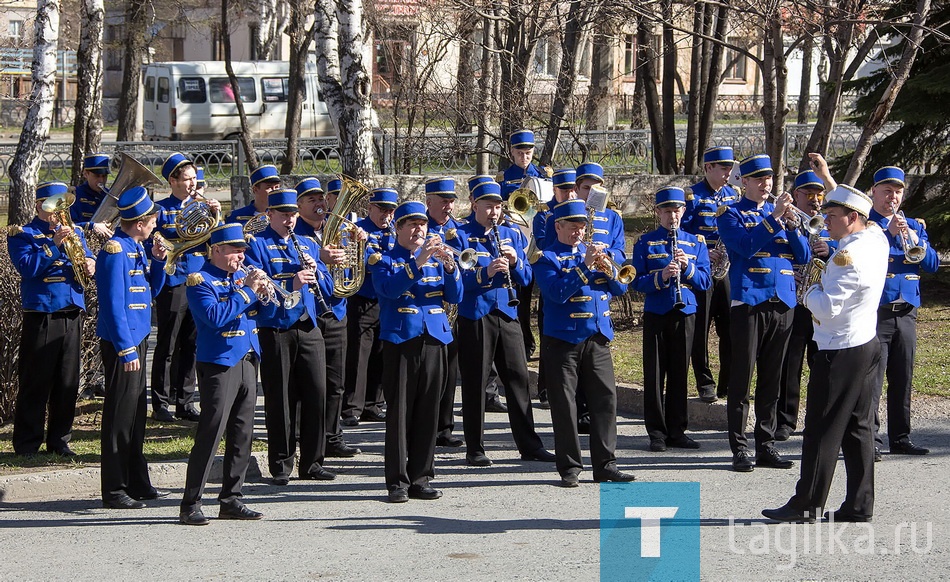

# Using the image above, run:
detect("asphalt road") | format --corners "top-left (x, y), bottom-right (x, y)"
top-left (0, 399), bottom-right (947, 581)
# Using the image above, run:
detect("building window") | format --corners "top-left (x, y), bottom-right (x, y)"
top-left (624, 34), bottom-right (635, 77)
top-left (105, 24), bottom-right (125, 71)
top-left (8, 20), bottom-right (23, 42)
top-left (578, 37), bottom-right (592, 78)
top-left (533, 36), bottom-right (559, 77)
top-left (723, 38), bottom-right (748, 81)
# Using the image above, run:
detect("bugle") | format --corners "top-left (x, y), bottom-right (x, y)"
top-left (890, 201), bottom-right (925, 263)
top-left (769, 193), bottom-right (825, 236)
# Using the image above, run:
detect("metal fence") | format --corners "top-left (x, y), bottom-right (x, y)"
top-left (0, 122), bottom-right (898, 203)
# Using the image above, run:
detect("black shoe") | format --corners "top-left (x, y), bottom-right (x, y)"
top-left (823, 510), bottom-right (872, 523)
top-left (520, 448), bottom-right (556, 462)
top-left (732, 451), bottom-right (755, 472)
top-left (874, 447), bottom-right (883, 462)
top-left (340, 416), bottom-right (360, 427)
top-left (485, 399), bottom-right (508, 413)
top-left (560, 472), bottom-right (580, 488)
top-left (360, 409), bottom-right (387, 422)
top-left (131, 488), bottom-right (170, 501)
top-left (667, 435), bottom-right (701, 450)
top-left (103, 493), bottom-right (146, 510)
top-left (49, 446), bottom-right (77, 457)
top-left (326, 442), bottom-right (361, 457)
top-left (175, 408), bottom-right (201, 422)
top-left (698, 386), bottom-right (717, 403)
top-left (179, 508), bottom-right (209, 525)
top-left (762, 504), bottom-right (816, 523)
top-left (436, 435), bottom-right (464, 448)
top-left (757, 447), bottom-right (794, 469)
top-left (593, 468), bottom-right (636, 483)
top-left (716, 389), bottom-right (728, 399)
top-left (388, 488), bottom-right (409, 503)
top-left (272, 476), bottom-right (290, 486)
top-left (890, 440), bottom-right (930, 455)
top-left (219, 503), bottom-right (263, 520)
top-left (302, 467), bottom-right (337, 481)
top-left (408, 485), bottom-right (443, 500)
top-left (152, 408), bottom-right (175, 422)
top-left (774, 426), bottom-right (792, 442)
top-left (466, 452), bottom-right (492, 467)
top-left (649, 438), bottom-right (668, 452)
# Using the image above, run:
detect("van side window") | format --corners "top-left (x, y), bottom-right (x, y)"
top-left (158, 77), bottom-right (170, 103)
top-left (261, 77), bottom-right (302, 102)
top-left (178, 78), bottom-right (207, 103)
top-left (209, 77), bottom-right (257, 103)
top-left (145, 76), bottom-right (155, 103)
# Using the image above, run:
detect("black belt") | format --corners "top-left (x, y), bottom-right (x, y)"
top-left (768, 296), bottom-right (782, 303)
top-left (881, 302), bottom-right (913, 312)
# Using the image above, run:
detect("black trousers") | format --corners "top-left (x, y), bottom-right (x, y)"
top-left (341, 295), bottom-right (385, 419)
top-left (871, 305), bottom-right (917, 448)
top-left (100, 338), bottom-right (154, 501)
top-left (778, 305), bottom-right (816, 431)
top-left (258, 318), bottom-right (327, 479)
top-left (14, 309), bottom-right (82, 454)
top-left (727, 301), bottom-right (793, 455)
top-left (788, 340), bottom-right (879, 518)
top-left (181, 356), bottom-right (257, 512)
top-left (691, 275), bottom-right (731, 394)
top-left (319, 314), bottom-right (348, 446)
top-left (437, 334), bottom-right (459, 439)
top-left (642, 311), bottom-right (695, 441)
top-left (457, 311), bottom-right (543, 456)
top-left (517, 281), bottom-right (536, 357)
top-left (541, 333), bottom-right (618, 476)
top-left (150, 284), bottom-right (197, 413)
top-left (383, 335), bottom-right (445, 491)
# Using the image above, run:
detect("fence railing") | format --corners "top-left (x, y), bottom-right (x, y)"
top-left (0, 122), bottom-right (898, 204)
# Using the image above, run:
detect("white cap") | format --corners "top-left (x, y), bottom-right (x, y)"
top-left (822, 184), bottom-right (872, 218)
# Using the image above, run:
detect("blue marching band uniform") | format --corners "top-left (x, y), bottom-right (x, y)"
top-left (6, 136), bottom-right (941, 518)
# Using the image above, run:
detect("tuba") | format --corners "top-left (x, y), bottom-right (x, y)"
top-left (88, 152), bottom-right (163, 231)
top-left (323, 175), bottom-right (370, 298)
top-left (162, 190), bottom-right (222, 275)
top-left (42, 192), bottom-right (91, 289)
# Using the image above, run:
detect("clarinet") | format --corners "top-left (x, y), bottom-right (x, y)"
top-left (289, 231), bottom-right (333, 317)
top-left (671, 221), bottom-right (686, 310)
top-left (490, 218), bottom-right (520, 307)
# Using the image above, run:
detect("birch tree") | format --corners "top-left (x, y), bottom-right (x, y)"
top-left (70, 0), bottom-right (104, 185)
top-left (8, 0), bottom-right (60, 225)
top-left (313, 0), bottom-right (376, 179)
top-left (255, 0), bottom-right (290, 59)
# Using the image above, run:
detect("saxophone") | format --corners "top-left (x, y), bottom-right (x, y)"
top-left (41, 191), bottom-right (91, 289)
top-left (323, 175), bottom-right (369, 297)
top-left (797, 230), bottom-right (827, 304)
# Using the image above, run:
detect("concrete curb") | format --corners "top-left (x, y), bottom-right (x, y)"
top-left (0, 452), bottom-right (266, 503)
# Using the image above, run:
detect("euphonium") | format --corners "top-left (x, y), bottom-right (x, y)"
top-left (41, 192), bottom-right (91, 289)
top-left (324, 175), bottom-right (370, 297)
top-left (711, 238), bottom-right (730, 280)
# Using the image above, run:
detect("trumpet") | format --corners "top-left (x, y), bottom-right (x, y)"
top-left (593, 249), bottom-right (636, 285)
top-left (890, 201), bottom-right (926, 263)
top-left (428, 236), bottom-right (477, 270)
top-left (237, 260), bottom-right (302, 309)
top-left (769, 193), bottom-right (825, 236)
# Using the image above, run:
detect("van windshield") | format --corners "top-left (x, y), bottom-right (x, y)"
top-left (210, 77), bottom-right (257, 103)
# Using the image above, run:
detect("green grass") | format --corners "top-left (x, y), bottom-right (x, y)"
top-left (0, 398), bottom-right (266, 475)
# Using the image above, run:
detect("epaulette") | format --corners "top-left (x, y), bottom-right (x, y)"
top-left (542, 165), bottom-right (554, 178)
top-left (186, 272), bottom-right (204, 286)
top-left (445, 228), bottom-right (457, 241)
top-left (6, 224), bottom-right (22, 237)
top-left (832, 250), bottom-right (852, 267)
top-left (716, 205), bottom-right (729, 217)
top-left (103, 240), bottom-right (122, 254)
top-left (697, 234), bottom-right (706, 244)
top-left (368, 252), bottom-right (383, 266)
top-left (686, 191), bottom-right (695, 201)
top-left (494, 172), bottom-right (504, 183)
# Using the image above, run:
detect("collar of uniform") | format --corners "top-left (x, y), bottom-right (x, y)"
top-left (548, 239), bottom-right (582, 256)
top-left (261, 224), bottom-right (292, 242)
top-left (294, 220), bottom-right (318, 238)
top-left (203, 263), bottom-right (231, 280)
top-left (867, 208), bottom-right (889, 225)
top-left (28, 216), bottom-right (54, 233)
top-left (427, 215), bottom-right (450, 230)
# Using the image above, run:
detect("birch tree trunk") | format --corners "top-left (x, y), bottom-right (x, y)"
top-left (844, 0), bottom-right (931, 185)
top-left (256, 0), bottom-right (289, 60)
top-left (115, 0), bottom-right (147, 141)
top-left (71, 0), bottom-right (104, 185)
top-left (314, 0), bottom-right (375, 179)
top-left (475, 12), bottom-right (496, 175)
top-left (9, 0), bottom-right (60, 225)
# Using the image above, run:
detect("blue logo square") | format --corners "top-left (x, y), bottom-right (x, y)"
top-left (600, 482), bottom-right (700, 581)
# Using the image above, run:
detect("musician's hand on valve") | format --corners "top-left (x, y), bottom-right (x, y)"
top-left (244, 269), bottom-right (267, 295)
top-left (151, 243), bottom-right (167, 261)
top-left (771, 192), bottom-right (792, 219)
top-left (415, 237), bottom-right (440, 269)
top-left (811, 238), bottom-right (830, 259)
top-left (92, 222), bottom-right (114, 238)
top-left (52, 225), bottom-right (70, 247)
top-left (888, 212), bottom-right (906, 238)
top-left (84, 257), bottom-right (96, 278)
top-left (709, 246), bottom-right (725, 264)
top-left (320, 244), bottom-right (345, 265)
top-left (583, 244), bottom-right (600, 269)
top-left (355, 228), bottom-right (368, 242)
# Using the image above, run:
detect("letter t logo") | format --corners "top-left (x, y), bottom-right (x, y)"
top-left (624, 507), bottom-right (679, 557)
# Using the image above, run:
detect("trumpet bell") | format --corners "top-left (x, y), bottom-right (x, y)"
top-left (457, 248), bottom-right (477, 270)
top-left (41, 192), bottom-right (76, 213)
top-left (906, 245), bottom-right (926, 264)
top-left (615, 265), bottom-right (636, 285)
